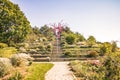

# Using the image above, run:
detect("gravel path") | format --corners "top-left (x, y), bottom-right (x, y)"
top-left (45, 62), bottom-right (76, 80)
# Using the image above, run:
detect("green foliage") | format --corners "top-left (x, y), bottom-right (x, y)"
top-left (75, 32), bottom-right (86, 42)
top-left (69, 60), bottom-right (99, 79)
top-left (32, 26), bottom-right (40, 36)
top-left (101, 53), bottom-right (120, 80)
top-left (40, 25), bottom-right (53, 39)
top-left (0, 47), bottom-right (17, 58)
top-left (0, 43), bottom-right (8, 48)
top-left (65, 33), bottom-right (76, 44)
top-left (11, 53), bottom-right (33, 67)
top-left (69, 60), bottom-right (81, 66)
top-left (64, 51), bottom-right (72, 57)
top-left (87, 51), bottom-right (99, 58)
top-left (62, 26), bottom-right (71, 33)
top-left (87, 36), bottom-right (96, 47)
top-left (25, 63), bottom-right (53, 80)
top-left (46, 44), bottom-right (52, 51)
top-left (111, 41), bottom-right (117, 52)
top-left (8, 71), bottom-right (23, 80)
top-left (100, 45), bottom-right (106, 56)
top-left (100, 42), bottom-right (112, 56)
top-left (0, 0), bottom-right (31, 45)
top-left (70, 52), bottom-right (120, 80)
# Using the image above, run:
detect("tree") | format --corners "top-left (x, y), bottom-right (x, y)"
top-left (62, 26), bottom-right (71, 33)
top-left (40, 25), bottom-right (54, 41)
top-left (0, 0), bottom-right (31, 45)
top-left (111, 41), bottom-right (117, 52)
top-left (101, 52), bottom-right (120, 80)
top-left (65, 33), bottom-right (76, 44)
top-left (75, 32), bottom-right (85, 42)
top-left (32, 26), bottom-right (40, 36)
top-left (87, 36), bottom-right (96, 47)
top-left (100, 42), bottom-right (112, 55)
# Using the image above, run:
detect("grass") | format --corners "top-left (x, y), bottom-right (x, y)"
top-left (25, 63), bottom-right (53, 80)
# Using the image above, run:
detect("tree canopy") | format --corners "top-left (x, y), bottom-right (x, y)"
top-left (0, 0), bottom-right (31, 45)
top-left (87, 36), bottom-right (96, 47)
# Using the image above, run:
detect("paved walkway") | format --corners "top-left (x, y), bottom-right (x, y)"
top-left (45, 62), bottom-right (76, 80)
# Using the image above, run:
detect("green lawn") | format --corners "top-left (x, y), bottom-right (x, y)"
top-left (25, 63), bottom-right (53, 80)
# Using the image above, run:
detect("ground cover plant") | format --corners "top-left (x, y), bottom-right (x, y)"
top-left (0, 47), bottom-right (17, 58)
top-left (69, 52), bottom-right (120, 80)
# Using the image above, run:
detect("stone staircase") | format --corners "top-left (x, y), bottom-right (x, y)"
top-left (31, 54), bottom-right (50, 62)
top-left (50, 38), bottom-right (63, 61)
top-left (29, 38), bottom-right (63, 62)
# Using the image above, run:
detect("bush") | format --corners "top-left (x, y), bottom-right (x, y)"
top-left (64, 51), bottom-right (72, 57)
top-left (69, 60), bottom-right (80, 66)
top-left (0, 43), bottom-right (8, 48)
top-left (38, 45), bottom-right (45, 51)
top-left (0, 47), bottom-right (17, 58)
top-left (87, 51), bottom-right (99, 58)
top-left (11, 53), bottom-right (33, 67)
top-left (0, 58), bottom-right (13, 77)
top-left (8, 71), bottom-right (23, 80)
top-left (69, 60), bottom-right (100, 79)
top-left (86, 52), bottom-right (120, 80)
top-left (69, 61), bottom-right (91, 77)
top-left (46, 45), bottom-right (52, 52)
top-left (101, 53), bottom-right (120, 80)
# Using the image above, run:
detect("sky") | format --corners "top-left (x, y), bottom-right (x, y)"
top-left (10, 0), bottom-right (120, 44)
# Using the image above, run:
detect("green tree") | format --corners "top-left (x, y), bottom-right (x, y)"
top-left (0, 0), bottom-right (31, 45)
top-left (100, 42), bottom-right (112, 56)
top-left (65, 33), bottom-right (76, 44)
top-left (40, 25), bottom-right (50, 36)
top-left (75, 32), bottom-right (85, 42)
top-left (62, 26), bottom-right (71, 33)
top-left (32, 26), bottom-right (40, 36)
top-left (101, 53), bottom-right (120, 80)
top-left (111, 41), bottom-right (117, 52)
top-left (40, 25), bottom-right (54, 40)
top-left (87, 36), bottom-right (96, 47)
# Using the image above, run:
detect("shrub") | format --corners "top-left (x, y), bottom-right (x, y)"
top-left (38, 45), bottom-right (45, 51)
top-left (69, 60), bottom-right (100, 79)
top-left (87, 51), bottom-right (99, 58)
top-left (0, 47), bottom-right (17, 58)
top-left (86, 52), bottom-right (120, 80)
top-left (46, 45), bottom-right (52, 52)
top-left (72, 63), bottom-right (85, 77)
top-left (101, 53), bottom-right (120, 80)
top-left (69, 61), bottom-right (90, 77)
top-left (10, 53), bottom-right (33, 67)
top-left (65, 34), bottom-right (75, 44)
top-left (8, 71), bottom-right (23, 80)
top-left (0, 43), bottom-right (8, 48)
top-left (0, 58), bottom-right (13, 77)
top-left (64, 51), bottom-right (72, 57)
top-left (69, 60), bottom-right (80, 66)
